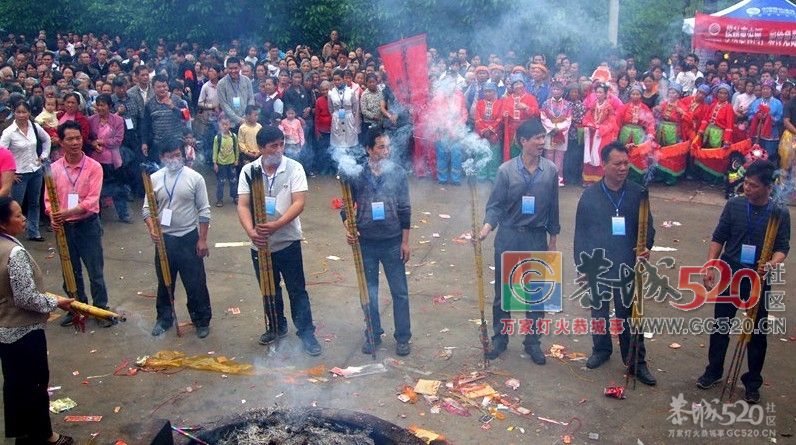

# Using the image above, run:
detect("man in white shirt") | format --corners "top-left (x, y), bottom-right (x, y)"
top-left (237, 125), bottom-right (321, 356)
top-left (674, 53), bottom-right (704, 96)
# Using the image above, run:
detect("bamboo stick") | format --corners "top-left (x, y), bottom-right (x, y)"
top-left (250, 165), bottom-right (278, 333)
top-left (339, 178), bottom-right (377, 359)
top-left (721, 211), bottom-right (781, 401)
top-left (43, 163), bottom-right (77, 299)
top-left (468, 176), bottom-right (490, 367)
top-left (45, 293), bottom-right (126, 322)
top-left (626, 189), bottom-right (649, 389)
top-left (142, 171), bottom-right (181, 337)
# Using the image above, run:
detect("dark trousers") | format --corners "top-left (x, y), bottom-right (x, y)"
top-left (492, 227), bottom-right (547, 347)
top-left (360, 236), bottom-right (411, 343)
top-left (155, 229), bottom-right (212, 327)
top-left (705, 279), bottom-right (770, 391)
top-left (0, 329), bottom-right (53, 440)
top-left (100, 163), bottom-right (130, 220)
top-left (215, 164), bottom-right (238, 202)
top-left (315, 132), bottom-right (332, 175)
top-left (591, 284), bottom-right (647, 366)
top-left (251, 241), bottom-right (316, 338)
top-left (63, 215), bottom-right (108, 308)
top-left (11, 168), bottom-right (43, 239)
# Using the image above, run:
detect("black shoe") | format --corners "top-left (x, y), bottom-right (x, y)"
top-left (586, 353), bottom-right (610, 369)
top-left (52, 435), bottom-right (75, 445)
top-left (278, 326), bottom-right (288, 338)
top-left (628, 365), bottom-right (657, 386)
top-left (696, 373), bottom-right (722, 390)
top-left (151, 323), bottom-right (171, 336)
top-left (259, 330), bottom-right (279, 345)
top-left (524, 344), bottom-right (546, 365)
top-left (27, 236), bottom-right (45, 242)
top-left (59, 312), bottom-right (74, 327)
top-left (485, 341), bottom-right (507, 360)
top-left (361, 336), bottom-right (382, 354)
top-left (119, 216), bottom-right (133, 224)
top-left (196, 326), bottom-right (210, 339)
top-left (396, 342), bottom-right (411, 356)
top-left (744, 387), bottom-right (760, 404)
top-left (233, 198), bottom-right (238, 205)
top-left (302, 335), bottom-right (322, 356)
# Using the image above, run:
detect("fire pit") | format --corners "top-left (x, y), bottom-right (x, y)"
top-left (185, 407), bottom-right (425, 445)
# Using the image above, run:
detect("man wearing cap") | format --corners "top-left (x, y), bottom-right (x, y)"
top-left (527, 64), bottom-right (550, 105)
top-left (476, 118), bottom-right (560, 365)
top-left (503, 74), bottom-right (539, 160)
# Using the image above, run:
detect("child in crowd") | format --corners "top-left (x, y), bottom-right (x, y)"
top-left (212, 118), bottom-right (238, 207)
top-left (35, 96), bottom-right (61, 160)
top-left (279, 106), bottom-right (305, 161)
top-left (183, 129), bottom-right (197, 168)
top-left (237, 105), bottom-right (262, 167)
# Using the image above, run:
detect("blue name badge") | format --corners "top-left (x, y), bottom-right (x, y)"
top-left (740, 244), bottom-right (757, 265)
top-left (265, 196), bottom-right (277, 215)
top-left (611, 216), bottom-right (626, 236)
top-left (521, 196), bottom-right (535, 215)
top-left (232, 96), bottom-right (241, 108)
top-left (338, 109), bottom-right (346, 120)
top-left (371, 201), bottom-right (385, 221)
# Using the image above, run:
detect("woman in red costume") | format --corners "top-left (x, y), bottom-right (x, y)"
top-left (582, 83), bottom-right (618, 184)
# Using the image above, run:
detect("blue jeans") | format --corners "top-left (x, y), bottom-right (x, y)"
top-left (11, 168), bottom-right (43, 238)
top-left (360, 236), bottom-right (411, 343)
top-left (215, 164), bottom-right (237, 202)
top-left (251, 241), bottom-right (316, 339)
top-left (62, 215), bottom-right (109, 308)
top-left (435, 139), bottom-right (463, 184)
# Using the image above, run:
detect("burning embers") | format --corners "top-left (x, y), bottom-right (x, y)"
top-left (189, 408), bottom-right (424, 445)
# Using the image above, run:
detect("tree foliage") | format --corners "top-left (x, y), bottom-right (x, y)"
top-left (0, 0), bottom-right (740, 64)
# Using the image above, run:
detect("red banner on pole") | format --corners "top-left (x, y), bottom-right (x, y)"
top-left (693, 12), bottom-right (796, 55)
top-left (378, 35), bottom-right (433, 177)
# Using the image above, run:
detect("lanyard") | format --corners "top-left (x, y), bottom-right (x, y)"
top-left (266, 172), bottom-right (277, 197)
top-left (230, 78), bottom-right (240, 97)
top-left (63, 156), bottom-right (87, 192)
top-left (164, 169), bottom-right (183, 208)
top-left (601, 181), bottom-right (626, 216)
top-left (516, 156), bottom-right (542, 192)
top-left (746, 200), bottom-right (770, 244)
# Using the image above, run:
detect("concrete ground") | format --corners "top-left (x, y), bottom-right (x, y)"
top-left (2, 171), bottom-right (794, 445)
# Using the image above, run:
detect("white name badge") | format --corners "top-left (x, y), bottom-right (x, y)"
top-left (611, 216), bottom-right (626, 236)
top-left (265, 196), bottom-right (277, 215)
top-left (372, 201), bottom-right (385, 221)
top-left (67, 193), bottom-right (79, 209)
top-left (521, 196), bottom-right (535, 215)
top-left (338, 109), bottom-right (346, 120)
top-left (160, 208), bottom-right (173, 227)
top-left (741, 244), bottom-right (757, 264)
top-left (124, 118), bottom-right (134, 130)
top-left (232, 96), bottom-right (241, 108)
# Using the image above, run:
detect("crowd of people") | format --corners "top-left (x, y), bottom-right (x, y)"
top-left (0, 28), bottom-right (791, 445)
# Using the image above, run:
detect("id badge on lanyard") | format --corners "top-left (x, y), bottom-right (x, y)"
top-left (740, 244), bottom-right (757, 265)
top-left (611, 216), bottom-right (626, 236)
top-left (67, 193), bottom-right (79, 209)
top-left (265, 196), bottom-right (277, 215)
top-left (160, 208), bottom-right (173, 226)
top-left (371, 201), bottom-right (385, 221)
top-left (522, 196), bottom-right (535, 215)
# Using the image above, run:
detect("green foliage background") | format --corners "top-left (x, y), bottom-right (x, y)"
top-left (0, 0), bottom-right (739, 64)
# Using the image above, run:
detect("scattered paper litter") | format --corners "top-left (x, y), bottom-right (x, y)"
top-left (329, 363), bottom-right (387, 378)
top-left (49, 398), bottom-right (77, 413)
top-left (414, 379), bottom-right (442, 396)
top-left (431, 233), bottom-right (440, 238)
top-left (669, 342), bottom-right (682, 349)
top-left (325, 255), bottom-right (341, 261)
top-left (64, 415), bottom-right (102, 422)
top-left (438, 214), bottom-right (451, 219)
top-left (651, 246), bottom-right (678, 252)
top-left (505, 378), bottom-right (520, 390)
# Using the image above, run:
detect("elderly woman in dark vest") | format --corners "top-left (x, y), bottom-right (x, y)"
top-left (0, 196), bottom-right (74, 444)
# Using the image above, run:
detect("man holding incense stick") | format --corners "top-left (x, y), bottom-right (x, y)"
top-left (697, 160), bottom-right (790, 404)
top-left (45, 121), bottom-right (114, 328)
top-left (342, 128), bottom-right (412, 356)
top-left (477, 118), bottom-right (559, 365)
top-left (237, 126), bottom-right (322, 356)
top-left (142, 140), bottom-right (212, 339)
top-left (573, 141), bottom-right (657, 385)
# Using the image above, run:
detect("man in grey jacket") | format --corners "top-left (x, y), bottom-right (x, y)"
top-left (217, 57), bottom-right (254, 127)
